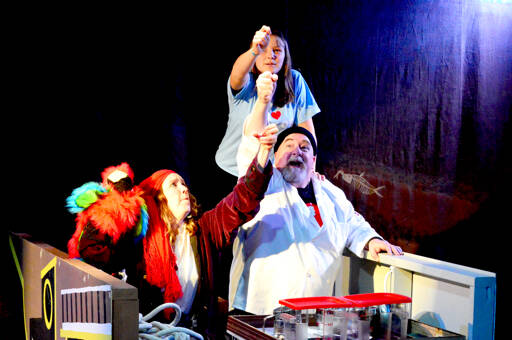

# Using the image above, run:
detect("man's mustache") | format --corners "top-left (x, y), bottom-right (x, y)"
top-left (286, 155), bottom-right (305, 168)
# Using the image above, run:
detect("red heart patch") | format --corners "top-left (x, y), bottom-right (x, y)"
top-left (271, 111), bottom-right (281, 120)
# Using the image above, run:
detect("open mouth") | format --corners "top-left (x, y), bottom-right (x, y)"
top-left (287, 158), bottom-right (304, 168)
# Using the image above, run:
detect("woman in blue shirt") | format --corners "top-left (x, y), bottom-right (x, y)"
top-left (215, 25), bottom-right (320, 177)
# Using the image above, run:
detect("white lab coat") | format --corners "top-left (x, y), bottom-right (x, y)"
top-left (230, 135), bottom-right (381, 315)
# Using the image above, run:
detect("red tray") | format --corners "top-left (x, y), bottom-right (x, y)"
top-left (342, 293), bottom-right (411, 307)
top-left (278, 296), bottom-right (354, 310)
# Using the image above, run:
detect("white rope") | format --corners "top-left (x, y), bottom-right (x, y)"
top-left (138, 303), bottom-right (204, 340)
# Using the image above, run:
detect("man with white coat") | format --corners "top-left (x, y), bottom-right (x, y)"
top-left (229, 71), bottom-right (403, 315)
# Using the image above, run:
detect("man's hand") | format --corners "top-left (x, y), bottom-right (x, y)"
top-left (251, 25), bottom-right (271, 55)
top-left (367, 238), bottom-right (403, 260)
top-left (256, 71), bottom-right (278, 104)
top-left (254, 124), bottom-right (278, 168)
top-left (254, 124), bottom-right (278, 152)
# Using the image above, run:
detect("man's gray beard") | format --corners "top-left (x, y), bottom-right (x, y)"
top-left (281, 165), bottom-right (307, 186)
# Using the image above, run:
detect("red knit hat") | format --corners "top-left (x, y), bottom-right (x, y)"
top-left (139, 170), bottom-right (183, 316)
top-left (139, 169), bottom-right (176, 196)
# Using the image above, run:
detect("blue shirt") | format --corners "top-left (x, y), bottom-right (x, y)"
top-left (215, 69), bottom-right (320, 176)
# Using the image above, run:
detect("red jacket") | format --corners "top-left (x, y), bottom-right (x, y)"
top-left (75, 157), bottom-right (272, 338)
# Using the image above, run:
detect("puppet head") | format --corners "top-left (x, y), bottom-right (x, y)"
top-left (101, 162), bottom-right (135, 192)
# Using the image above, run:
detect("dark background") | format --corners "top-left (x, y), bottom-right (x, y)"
top-left (3, 1), bottom-right (510, 337)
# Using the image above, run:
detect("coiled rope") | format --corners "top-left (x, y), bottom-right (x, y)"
top-left (138, 303), bottom-right (204, 340)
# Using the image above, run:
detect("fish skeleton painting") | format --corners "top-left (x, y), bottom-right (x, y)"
top-left (334, 170), bottom-right (385, 198)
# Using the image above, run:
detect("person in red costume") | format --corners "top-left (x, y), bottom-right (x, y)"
top-left (66, 125), bottom-right (275, 338)
top-left (137, 124), bottom-right (277, 338)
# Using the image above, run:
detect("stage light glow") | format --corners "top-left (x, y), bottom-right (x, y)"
top-left (482, 0), bottom-right (512, 3)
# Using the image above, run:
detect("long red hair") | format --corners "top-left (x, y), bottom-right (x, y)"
top-left (139, 170), bottom-right (198, 312)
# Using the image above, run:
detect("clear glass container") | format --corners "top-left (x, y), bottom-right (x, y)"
top-left (343, 293), bottom-right (412, 340)
top-left (278, 296), bottom-right (354, 339)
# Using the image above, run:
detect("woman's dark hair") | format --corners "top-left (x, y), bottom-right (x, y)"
top-left (253, 29), bottom-right (295, 107)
